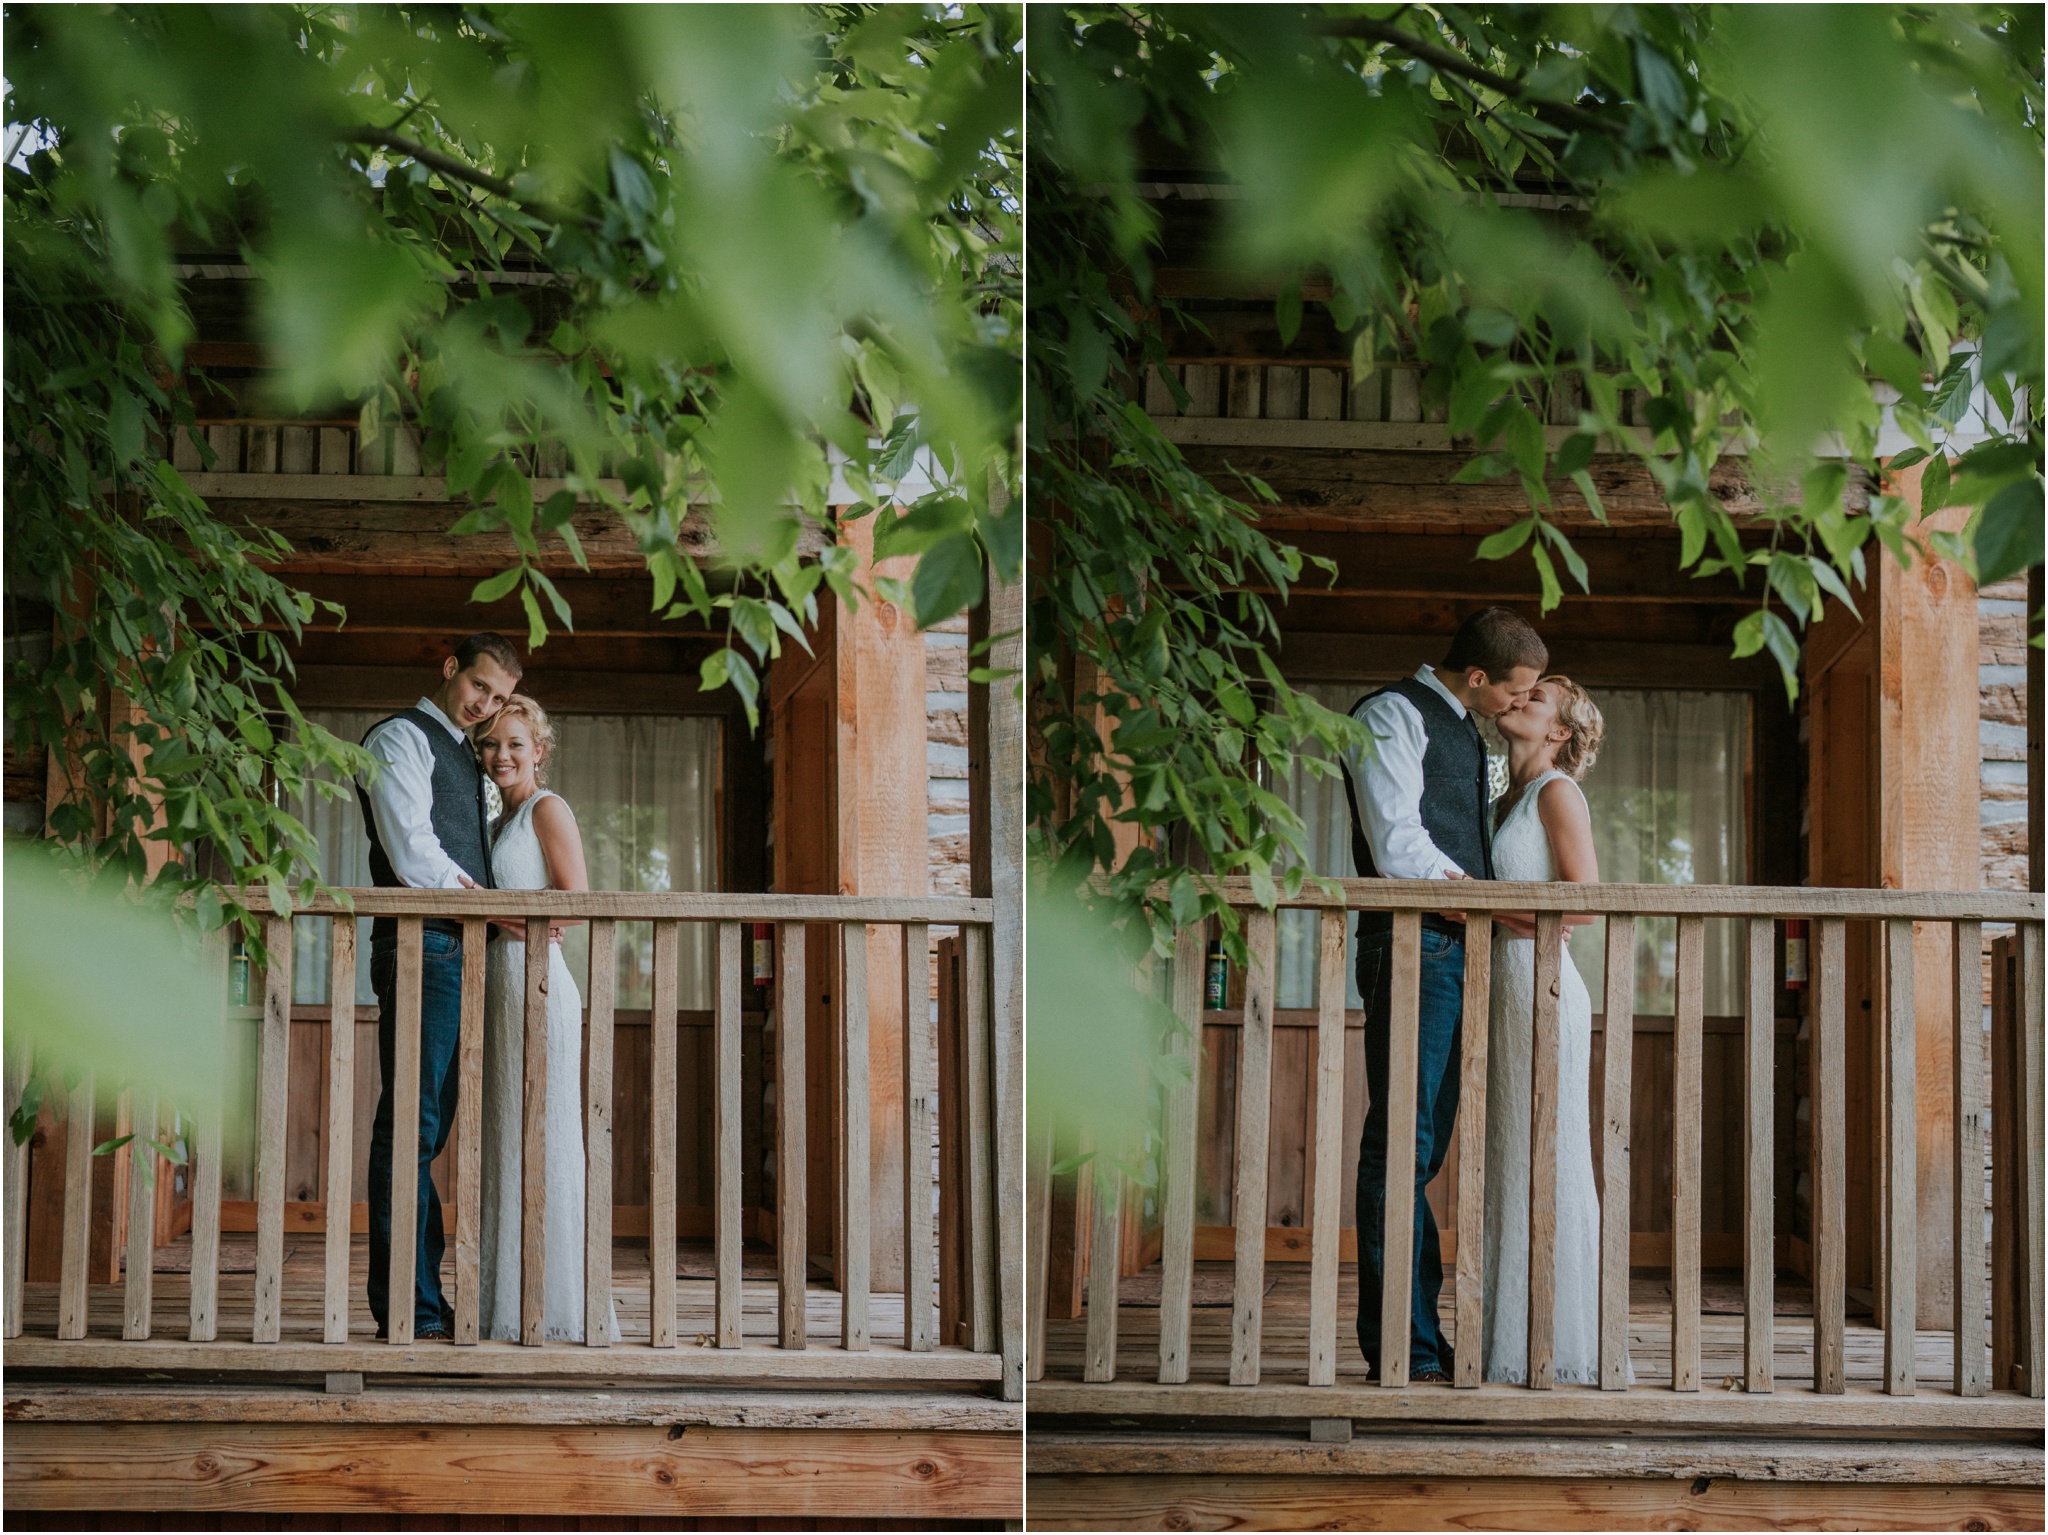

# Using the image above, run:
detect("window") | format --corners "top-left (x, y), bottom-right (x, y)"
top-left (1273, 682), bottom-right (1751, 1017)
top-left (292, 710), bottom-right (722, 1010)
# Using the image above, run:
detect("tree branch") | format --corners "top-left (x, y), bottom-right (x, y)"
top-left (339, 127), bottom-right (598, 229)
top-left (1314, 16), bottom-right (1622, 138)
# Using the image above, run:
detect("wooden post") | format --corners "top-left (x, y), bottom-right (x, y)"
top-left (1952, 919), bottom-right (1985, 1396)
top-left (1883, 918), bottom-right (1917, 1395)
top-left (1159, 923), bottom-right (1202, 1385)
top-left (585, 920), bottom-right (616, 1348)
top-left (452, 918), bottom-right (486, 1347)
top-left (1082, 1147), bottom-right (1121, 1383)
top-left (56, 1073), bottom-right (93, 1340)
top-left (4, 1041), bottom-right (30, 1339)
top-left (1813, 917), bottom-right (1847, 1393)
top-left (188, 929), bottom-right (228, 1345)
top-left (1743, 917), bottom-right (1775, 1393)
top-left (519, 917), bottom-right (550, 1347)
top-left (1527, 911), bottom-right (1563, 1391)
top-left (776, 921), bottom-right (808, 1350)
top-left (1307, 908), bottom-right (1348, 1387)
top-left (2020, 920), bottom-right (2044, 1398)
top-left (121, 1087), bottom-right (157, 1340)
top-left (1455, 917), bottom-right (1494, 1390)
top-left (1671, 914), bottom-right (1703, 1392)
top-left (1378, 912), bottom-right (1423, 1389)
top-left (324, 920), bottom-right (357, 1345)
top-left (899, 922), bottom-right (934, 1352)
top-left (1599, 915), bottom-right (1635, 1391)
top-left (962, 924), bottom-right (997, 1356)
top-left (387, 919), bottom-right (424, 1347)
top-left (715, 920), bottom-right (744, 1349)
top-left (1991, 934), bottom-right (2017, 1392)
top-left (1026, 1107), bottom-right (1053, 1383)
top-left (649, 920), bottom-right (679, 1349)
top-left (253, 913), bottom-right (293, 1344)
top-left (841, 920), bottom-right (872, 1351)
top-left (1230, 908), bottom-right (1277, 1386)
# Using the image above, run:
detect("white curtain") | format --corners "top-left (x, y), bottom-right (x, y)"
top-left (1271, 683), bottom-right (1748, 1018)
top-left (291, 710), bottom-right (721, 1011)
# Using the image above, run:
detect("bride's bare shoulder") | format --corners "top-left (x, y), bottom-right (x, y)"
top-left (1535, 773), bottom-right (1590, 827)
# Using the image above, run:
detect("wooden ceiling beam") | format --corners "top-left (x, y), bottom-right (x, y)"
top-left (1272, 592), bottom-right (1755, 648)
top-left (1274, 632), bottom-right (1782, 691)
top-left (229, 573), bottom-right (760, 638)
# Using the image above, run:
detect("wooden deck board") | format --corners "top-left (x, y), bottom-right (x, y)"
top-left (1046, 1260), bottom-right (1995, 1392)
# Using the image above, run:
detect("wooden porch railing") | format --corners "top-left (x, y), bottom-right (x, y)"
top-left (4, 889), bottom-right (1022, 1400)
top-left (1028, 879), bottom-right (2043, 1408)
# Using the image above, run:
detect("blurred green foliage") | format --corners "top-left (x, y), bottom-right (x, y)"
top-left (5, 3), bottom-right (1019, 925)
top-left (1029, 4), bottom-right (2041, 954)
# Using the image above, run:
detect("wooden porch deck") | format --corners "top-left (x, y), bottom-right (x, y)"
top-left (1039, 1258), bottom-right (1997, 1394)
top-left (6, 1232), bottom-right (1003, 1385)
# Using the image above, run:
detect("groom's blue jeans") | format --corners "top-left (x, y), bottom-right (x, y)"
top-left (366, 927), bottom-right (466, 1336)
top-left (1354, 921), bottom-right (1466, 1375)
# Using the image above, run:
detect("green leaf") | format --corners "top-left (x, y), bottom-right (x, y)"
top-left (1502, 404), bottom-right (1546, 483)
top-left (1474, 519), bottom-right (1536, 561)
top-left (1919, 453), bottom-right (1951, 518)
top-left (1805, 555), bottom-right (1860, 621)
top-left (519, 585), bottom-right (548, 650)
top-left (1568, 469), bottom-right (1607, 524)
top-left (470, 567), bottom-right (523, 605)
top-left (1975, 478), bottom-right (2045, 587)
top-left (911, 532), bottom-right (985, 629)
top-left (1553, 432), bottom-right (1596, 477)
top-left (1529, 543), bottom-right (1563, 613)
top-left (1275, 282), bottom-right (1302, 348)
top-left (1884, 446), bottom-right (1928, 473)
top-left (1538, 522), bottom-right (1590, 593)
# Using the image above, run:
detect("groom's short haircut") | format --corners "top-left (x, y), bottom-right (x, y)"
top-left (1443, 606), bottom-right (1547, 678)
top-left (455, 631), bottom-right (523, 678)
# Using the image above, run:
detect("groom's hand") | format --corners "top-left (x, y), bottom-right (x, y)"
top-left (456, 872), bottom-right (480, 889)
top-left (1437, 869), bottom-right (1468, 925)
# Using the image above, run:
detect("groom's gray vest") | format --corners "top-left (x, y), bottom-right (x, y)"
top-left (357, 707), bottom-right (494, 948)
top-left (1341, 676), bottom-right (1495, 942)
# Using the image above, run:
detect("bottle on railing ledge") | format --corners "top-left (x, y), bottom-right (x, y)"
top-left (751, 921), bottom-right (774, 1005)
top-left (1205, 938), bottom-right (1228, 1011)
top-left (230, 937), bottom-right (251, 1008)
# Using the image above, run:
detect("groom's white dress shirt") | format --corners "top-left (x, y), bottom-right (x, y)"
top-left (358, 696), bottom-right (476, 890)
top-left (1344, 664), bottom-right (1472, 882)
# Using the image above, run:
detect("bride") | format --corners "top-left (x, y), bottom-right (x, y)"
top-left (475, 695), bottom-right (619, 1343)
top-left (1479, 675), bottom-right (1627, 1385)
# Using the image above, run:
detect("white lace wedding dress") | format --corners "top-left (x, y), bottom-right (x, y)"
top-left (1480, 768), bottom-right (1627, 1384)
top-left (480, 789), bottom-right (619, 1343)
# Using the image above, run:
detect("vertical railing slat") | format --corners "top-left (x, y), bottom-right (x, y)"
top-left (190, 932), bottom-right (228, 1344)
top-left (649, 919), bottom-right (679, 1349)
top-left (1082, 1143), bottom-right (1121, 1382)
top-left (387, 918), bottom-right (424, 1346)
top-left (2019, 920), bottom-right (2044, 1399)
top-left (715, 919), bottom-right (744, 1349)
top-left (1229, 908), bottom-right (1277, 1386)
top-left (1952, 919), bottom-right (1985, 1397)
top-left (57, 1072), bottom-right (94, 1340)
top-left (520, 916), bottom-right (551, 1347)
top-left (900, 922), bottom-right (934, 1353)
top-left (1379, 911), bottom-right (1422, 1390)
top-left (841, 920), bottom-right (871, 1351)
top-left (1813, 917), bottom-right (1847, 1394)
top-left (1599, 914), bottom-right (1635, 1391)
top-left (585, 918), bottom-right (616, 1348)
top-left (1527, 911), bottom-right (1563, 1391)
top-left (776, 921), bottom-right (808, 1351)
top-left (1158, 923), bottom-right (1202, 1384)
top-left (3, 1040), bottom-right (28, 1339)
top-left (324, 919), bottom-right (358, 1345)
top-left (253, 912), bottom-right (293, 1344)
top-left (453, 918), bottom-right (486, 1346)
top-left (1455, 915), bottom-right (1494, 1390)
top-left (1883, 918), bottom-right (1917, 1396)
top-left (122, 1087), bottom-right (157, 1340)
top-left (1307, 907), bottom-right (1348, 1387)
top-left (1743, 916), bottom-right (1775, 1394)
top-left (1671, 914), bottom-right (1703, 1392)
top-left (963, 923), bottom-right (997, 1356)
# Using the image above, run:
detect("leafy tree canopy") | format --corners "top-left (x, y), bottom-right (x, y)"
top-left (5, 2), bottom-right (1021, 923)
top-left (1028, 3), bottom-right (2042, 950)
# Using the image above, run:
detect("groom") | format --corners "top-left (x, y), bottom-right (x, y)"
top-left (1340, 605), bottom-right (1546, 1381)
top-left (356, 631), bottom-right (522, 1340)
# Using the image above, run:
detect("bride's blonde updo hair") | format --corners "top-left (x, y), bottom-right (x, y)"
top-left (478, 693), bottom-right (556, 786)
top-left (1542, 675), bottom-right (1604, 780)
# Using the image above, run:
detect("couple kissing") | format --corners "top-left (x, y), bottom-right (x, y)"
top-left (354, 632), bottom-right (615, 1344)
top-left (1340, 605), bottom-right (1625, 1386)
